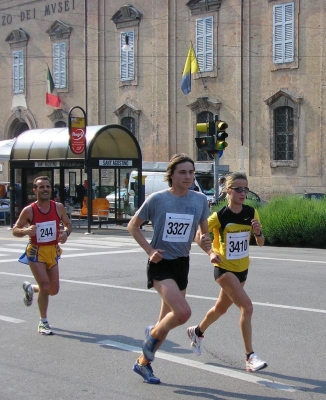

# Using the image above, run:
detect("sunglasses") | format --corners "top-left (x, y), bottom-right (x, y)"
top-left (230, 187), bottom-right (249, 194)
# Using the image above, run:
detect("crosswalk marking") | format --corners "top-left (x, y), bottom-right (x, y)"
top-left (0, 315), bottom-right (25, 323)
top-left (0, 238), bottom-right (140, 257)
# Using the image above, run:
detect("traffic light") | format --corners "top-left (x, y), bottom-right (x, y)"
top-left (195, 136), bottom-right (216, 152)
top-left (195, 119), bottom-right (228, 154)
top-left (195, 121), bottom-right (216, 153)
top-left (196, 121), bottom-right (216, 135)
top-left (216, 120), bottom-right (228, 150)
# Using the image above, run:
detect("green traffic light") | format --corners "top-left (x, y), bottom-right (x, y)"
top-left (216, 141), bottom-right (228, 150)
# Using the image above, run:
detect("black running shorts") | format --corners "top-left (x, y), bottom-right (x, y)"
top-left (214, 266), bottom-right (248, 283)
top-left (147, 256), bottom-right (189, 290)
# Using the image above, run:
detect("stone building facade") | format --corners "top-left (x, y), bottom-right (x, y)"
top-left (0, 0), bottom-right (325, 198)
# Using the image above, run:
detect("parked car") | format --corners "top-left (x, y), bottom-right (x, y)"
top-left (246, 189), bottom-right (266, 203)
top-left (0, 199), bottom-right (10, 206)
top-left (209, 189), bottom-right (265, 206)
top-left (106, 189), bottom-right (128, 212)
top-left (0, 198), bottom-right (10, 223)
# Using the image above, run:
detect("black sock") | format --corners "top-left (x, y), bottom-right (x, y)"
top-left (195, 326), bottom-right (204, 337)
top-left (246, 352), bottom-right (254, 360)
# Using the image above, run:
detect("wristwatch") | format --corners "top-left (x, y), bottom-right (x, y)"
top-left (254, 231), bottom-right (262, 237)
top-left (65, 230), bottom-right (71, 237)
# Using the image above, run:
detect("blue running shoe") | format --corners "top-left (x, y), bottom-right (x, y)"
top-left (143, 325), bottom-right (159, 361)
top-left (132, 361), bottom-right (160, 384)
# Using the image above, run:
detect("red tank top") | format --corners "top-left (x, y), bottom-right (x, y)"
top-left (30, 200), bottom-right (60, 245)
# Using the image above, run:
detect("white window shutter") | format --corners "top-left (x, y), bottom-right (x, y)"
top-left (127, 31), bottom-right (134, 79)
top-left (196, 17), bottom-right (213, 72)
top-left (53, 42), bottom-right (67, 88)
top-left (13, 50), bottom-right (24, 93)
top-left (120, 31), bottom-right (135, 81)
top-left (273, 3), bottom-right (294, 63)
top-left (53, 43), bottom-right (60, 85)
top-left (120, 34), bottom-right (127, 80)
top-left (196, 19), bottom-right (204, 71)
top-left (205, 17), bottom-right (213, 71)
top-left (59, 43), bottom-right (67, 88)
top-left (284, 3), bottom-right (294, 62)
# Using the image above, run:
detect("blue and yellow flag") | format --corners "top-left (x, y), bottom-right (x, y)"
top-left (180, 44), bottom-right (199, 95)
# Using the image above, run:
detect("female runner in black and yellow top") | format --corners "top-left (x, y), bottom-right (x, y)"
top-left (187, 172), bottom-right (268, 372)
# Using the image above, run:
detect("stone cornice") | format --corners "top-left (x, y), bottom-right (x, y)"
top-left (5, 28), bottom-right (29, 45)
top-left (112, 4), bottom-right (142, 28)
top-left (186, 0), bottom-right (222, 15)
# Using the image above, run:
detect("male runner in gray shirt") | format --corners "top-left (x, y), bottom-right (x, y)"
top-left (128, 153), bottom-right (220, 384)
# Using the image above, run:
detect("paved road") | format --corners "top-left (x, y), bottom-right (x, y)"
top-left (0, 225), bottom-right (325, 400)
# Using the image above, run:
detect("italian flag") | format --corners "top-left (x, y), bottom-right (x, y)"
top-left (46, 67), bottom-right (61, 108)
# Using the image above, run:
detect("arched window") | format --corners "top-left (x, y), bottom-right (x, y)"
top-left (274, 106), bottom-right (294, 160)
top-left (265, 90), bottom-right (301, 168)
top-left (197, 111), bottom-right (213, 161)
top-left (121, 116), bottom-right (135, 135)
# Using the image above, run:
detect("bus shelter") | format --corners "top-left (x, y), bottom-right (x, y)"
top-left (8, 125), bottom-right (142, 232)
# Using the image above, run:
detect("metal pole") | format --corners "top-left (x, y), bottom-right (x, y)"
top-left (214, 114), bottom-right (219, 203)
top-left (9, 166), bottom-right (15, 227)
top-left (214, 153), bottom-right (219, 203)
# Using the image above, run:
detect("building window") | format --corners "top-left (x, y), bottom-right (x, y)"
top-left (120, 32), bottom-right (135, 81)
top-left (265, 90), bottom-right (301, 168)
top-left (6, 29), bottom-right (30, 95)
top-left (112, 5), bottom-right (142, 86)
top-left (13, 50), bottom-right (24, 93)
top-left (114, 103), bottom-right (141, 139)
top-left (197, 111), bottom-right (213, 161)
top-left (273, 2), bottom-right (294, 64)
top-left (274, 106), bottom-right (294, 160)
top-left (121, 116), bottom-right (135, 135)
top-left (46, 20), bottom-right (71, 92)
top-left (53, 43), bottom-right (67, 88)
top-left (196, 17), bottom-right (213, 72)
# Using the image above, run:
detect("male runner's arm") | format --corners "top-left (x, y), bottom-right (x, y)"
top-left (127, 215), bottom-right (165, 264)
top-left (12, 206), bottom-right (36, 238)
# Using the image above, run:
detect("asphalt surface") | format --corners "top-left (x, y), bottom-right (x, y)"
top-left (1, 224), bottom-right (326, 400)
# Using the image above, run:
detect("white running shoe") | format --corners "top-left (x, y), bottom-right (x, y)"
top-left (22, 281), bottom-right (34, 307)
top-left (187, 326), bottom-right (203, 356)
top-left (246, 353), bottom-right (267, 372)
top-left (38, 321), bottom-right (53, 335)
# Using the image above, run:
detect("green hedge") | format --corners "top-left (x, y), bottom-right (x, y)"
top-left (211, 196), bottom-right (326, 248)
